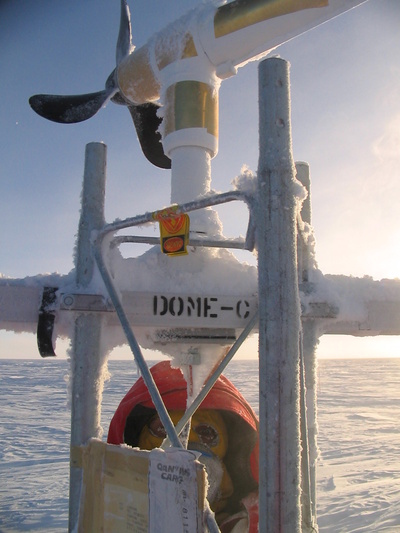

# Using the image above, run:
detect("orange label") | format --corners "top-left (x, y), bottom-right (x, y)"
top-left (161, 215), bottom-right (186, 234)
top-left (163, 236), bottom-right (185, 254)
top-left (153, 206), bottom-right (190, 256)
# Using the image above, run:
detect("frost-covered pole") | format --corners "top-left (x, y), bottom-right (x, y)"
top-left (301, 321), bottom-right (319, 526)
top-left (296, 162), bottom-right (319, 527)
top-left (257, 57), bottom-right (302, 532)
top-left (68, 142), bottom-right (108, 532)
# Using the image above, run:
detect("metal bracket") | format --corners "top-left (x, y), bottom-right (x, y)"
top-left (60, 293), bottom-right (114, 312)
top-left (153, 327), bottom-right (237, 344)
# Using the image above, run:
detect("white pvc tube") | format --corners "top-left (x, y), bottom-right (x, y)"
top-left (170, 146), bottom-right (211, 204)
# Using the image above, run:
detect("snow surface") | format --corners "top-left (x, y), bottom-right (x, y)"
top-left (1, 358), bottom-right (400, 533)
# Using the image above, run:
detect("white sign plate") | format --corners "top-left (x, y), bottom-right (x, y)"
top-left (122, 292), bottom-right (258, 328)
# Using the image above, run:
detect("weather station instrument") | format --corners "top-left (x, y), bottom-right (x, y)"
top-left (14, 1), bottom-right (381, 532)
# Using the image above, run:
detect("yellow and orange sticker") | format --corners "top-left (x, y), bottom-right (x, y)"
top-left (153, 206), bottom-right (190, 256)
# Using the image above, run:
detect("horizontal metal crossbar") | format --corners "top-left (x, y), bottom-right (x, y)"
top-left (112, 234), bottom-right (248, 250)
top-left (98, 189), bottom-right (256, 252)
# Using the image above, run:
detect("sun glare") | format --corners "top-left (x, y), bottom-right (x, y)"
top-left (318, 334), bottom-right (400, 359)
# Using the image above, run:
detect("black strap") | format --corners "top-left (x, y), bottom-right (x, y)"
top-left (37, 287), bottom-right (58, 357)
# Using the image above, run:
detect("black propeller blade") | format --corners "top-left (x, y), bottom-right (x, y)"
top-left (116, 0), bottom-right (132, 63)
top-left (29, 91), bottom-right (110, 124)
top-left (28, 0), bottom-right (170, 169)
top-left (29, 69), bottom-right (118, 124)
top-left (128, 103), bottom-right (171, 169)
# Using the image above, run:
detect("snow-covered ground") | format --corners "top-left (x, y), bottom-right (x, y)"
top-left (316, 358), bottom-right (400, 532)
top-left (1, 357), bottom-right (400, 532)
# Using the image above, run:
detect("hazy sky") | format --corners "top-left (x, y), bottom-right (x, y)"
top-left (1, 0), bottom-right (400, 359)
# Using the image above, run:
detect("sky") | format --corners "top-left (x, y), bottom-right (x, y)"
top-left (1, 0), bottom-right (400, 360)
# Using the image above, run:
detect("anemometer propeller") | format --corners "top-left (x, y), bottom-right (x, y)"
top-left (29, 0), bottom-right (366, 177)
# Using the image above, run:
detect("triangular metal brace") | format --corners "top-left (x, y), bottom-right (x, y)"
top-left (92, 191), bottom-right (258, 533)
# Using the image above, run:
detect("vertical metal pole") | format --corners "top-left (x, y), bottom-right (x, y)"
top-left (302, 322), bottom-right (319, 526)
top-left (68, 142), bottom-right (108, 532)
top-left (257, 57), bottom-right (302, 533)
top-left (296, 162), bottom-right (319, 528)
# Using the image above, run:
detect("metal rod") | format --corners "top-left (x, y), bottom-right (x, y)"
top-left (299, 332), bottom-right (318, 532)
top-left (98, 189), bottom-right (251, 235)
top-left (93, 220), bottom-right (221, 533)
top-left (113, 234), bottom-right (249, 250)
top-left (162, 311), bottom-right (258, 448)
top-left (297, 162), bottom-right (319, 527)
top-left (257, 57), bottom-right (302, 533)
top-left (93, 234), bottom-right (182, 448)
top-left (69, 142), bottom-right (107, 532)
top-left (302, 321), bottom-right (320, 526)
